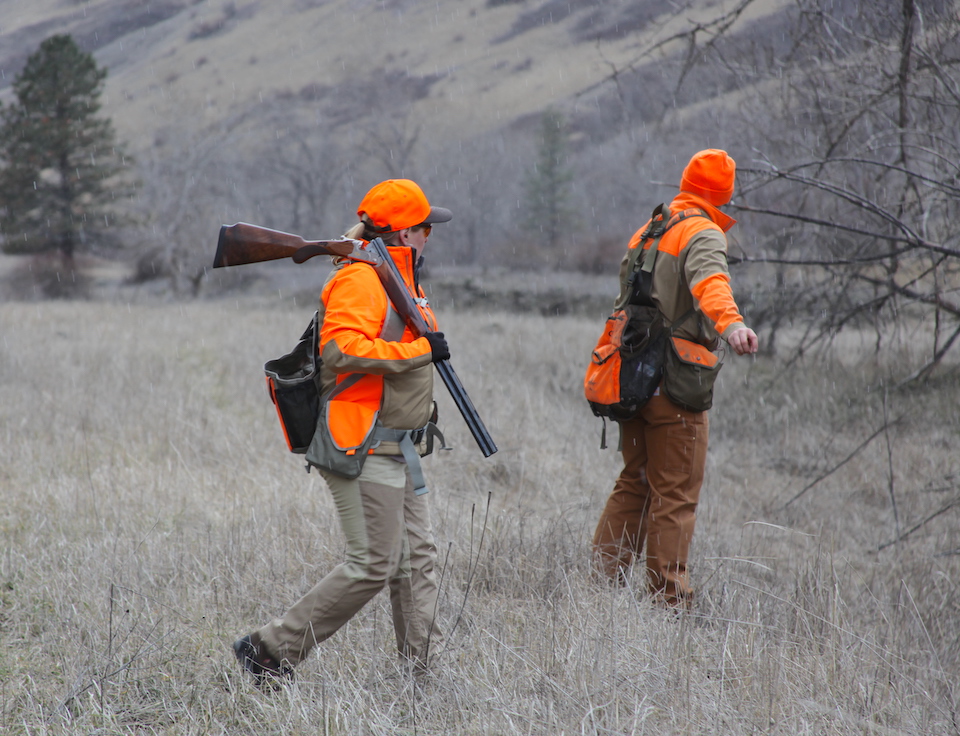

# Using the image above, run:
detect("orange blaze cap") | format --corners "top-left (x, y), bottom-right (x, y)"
top-left (680, 149), bottom-right (736, 206)
top-left (357, 179), bottom-right (451, 233)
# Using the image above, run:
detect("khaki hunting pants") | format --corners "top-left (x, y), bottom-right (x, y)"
top-left (592, 388), bottom-right (708, 606)
top-left (258, 456), bottom-right (444, 669)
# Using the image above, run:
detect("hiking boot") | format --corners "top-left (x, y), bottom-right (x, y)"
top-left (232, 632), bottom-right (293, 689)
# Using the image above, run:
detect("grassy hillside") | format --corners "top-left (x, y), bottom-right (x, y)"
top-left (0, 0), bottom-right (788, 147)
top-left (0, 0), bottom-right (801, 275)
top-left (0, 296), bottom-right (957, 733)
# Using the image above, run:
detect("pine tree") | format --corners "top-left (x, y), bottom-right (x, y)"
top-left (521, 109), bottom-right (577, 257)
top-left (0, 35), bottom-right (131, 273)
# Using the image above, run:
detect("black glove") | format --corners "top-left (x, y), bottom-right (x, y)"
top-left (424, 331), bottom-right (450, 362)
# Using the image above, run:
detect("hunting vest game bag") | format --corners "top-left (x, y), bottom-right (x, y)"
top-left (584, 205), bottom-right (717, 423)
top-left (264, 312), bottom-right (322, 454)
top-left (263, 306), bottom-right (403, 460)
top-left (263, 289), bottom-right (426, 484)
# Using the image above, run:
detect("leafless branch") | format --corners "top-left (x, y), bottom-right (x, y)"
top-left (780, 416), bottom-right (904, 510)
top-left (577, 0), bottom-right (759, 107)
top-left (878, 496), bottom-right (960, 551)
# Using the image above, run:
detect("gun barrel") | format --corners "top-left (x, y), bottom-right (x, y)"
top-left (365, 238), bottom-right (498, 457)
top-left (436, 360), bottom-right (498, 457)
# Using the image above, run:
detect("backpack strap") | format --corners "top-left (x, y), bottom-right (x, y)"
top-left (637, 205), bottom-right (710, 274)
top-left (667, 307), bottom-right (698, 335)
top-left (382, 302), bottom-right (406, 343)
top-left (627, 205), bottom-right (711, 308)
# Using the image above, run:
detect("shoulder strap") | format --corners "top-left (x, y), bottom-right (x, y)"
top-left (333, 259), bottom-right (407, 342)
top-left (382, 303), bottom-right (405, 342)
top-left (626, 204), bottom-right (712, 327)
top-left (636, 205), bottom-right (710, 275)
top-left (668, 307), bottom-right (697, 334)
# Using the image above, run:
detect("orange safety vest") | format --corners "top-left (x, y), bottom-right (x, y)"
top-left (318, 244), bottom-right (437, 451)
top-left (620, 192), bottom-right (745, 343)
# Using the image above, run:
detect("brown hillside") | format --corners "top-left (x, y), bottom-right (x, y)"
top-left (0, 0), bottom-right (790, 152)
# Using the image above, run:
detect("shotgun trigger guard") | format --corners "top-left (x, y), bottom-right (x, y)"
top-left (291, 244), bottom-right (329, 263)
top-left (291, 239), bottom-right (379, 265)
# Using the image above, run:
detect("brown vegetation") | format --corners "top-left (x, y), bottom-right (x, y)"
top-left (0, 296), bottom-right (956, 734)
top-left (4, 1), bottom-right (957, 376)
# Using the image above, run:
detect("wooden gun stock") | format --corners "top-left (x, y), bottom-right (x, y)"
top-left (213, 223), bottom-right (498, 458)
top-left (213, 222), bottom-right (370, 268)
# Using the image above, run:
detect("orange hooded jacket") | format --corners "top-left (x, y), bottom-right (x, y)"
top-left (318, 244), bottom-right (438, 452)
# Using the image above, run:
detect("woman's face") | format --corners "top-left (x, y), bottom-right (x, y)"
top-left (402, 224), bottom-right (432, 256)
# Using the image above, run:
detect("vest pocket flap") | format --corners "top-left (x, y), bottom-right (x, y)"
top-left (326, 400), bottom-right (379, 451)
top-left (591, 343), bottom-right (619, 364)
top-left (669, 337), bottom-right (719, 368)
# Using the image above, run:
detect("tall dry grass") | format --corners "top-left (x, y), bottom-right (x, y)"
top-left (0, 296), bottom-right (957, 735)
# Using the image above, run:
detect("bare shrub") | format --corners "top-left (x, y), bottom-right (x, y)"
top-left (732, 0), bottom-right (960, 379)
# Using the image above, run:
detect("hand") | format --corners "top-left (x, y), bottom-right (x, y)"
top-left (728, 326), bottom-right (759, 356)
top-left (424, 331), bottom-right (450, 362)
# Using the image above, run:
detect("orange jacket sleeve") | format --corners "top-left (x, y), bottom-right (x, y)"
top-left (690, 272), bottom-right (745, 339)
top-left (676, 224), bottom-right (747, 340)
top-left (319, 263), bottom-right (433, 375)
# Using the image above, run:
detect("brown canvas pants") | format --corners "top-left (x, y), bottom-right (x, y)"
top-left (592, 388), bottom-right (709, 606)
top-left (257, 456), bottom-right (444, 669)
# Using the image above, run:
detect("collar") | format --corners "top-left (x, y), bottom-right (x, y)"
top-left (384, 243), bottom-right (418, 288)
top-left (670, 192), bottom-right (736, 232)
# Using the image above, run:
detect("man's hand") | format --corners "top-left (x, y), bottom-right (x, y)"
top-left (424, 331), bottom-right (451, 362)
top-left (728, 326), bottom-right (759, 356)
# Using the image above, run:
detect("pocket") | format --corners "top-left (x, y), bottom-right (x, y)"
top-left (663, 424), bottom-right (698, 473)
top-left (304, 403), bottom-right (379, 479)
top-left (263, 312), bottom-right (321, 454)
top-left (663, 336), bottom-right (722, 412)
top-left (591, 342), bottom-right (619, 365)
top-left (265, 373), bottom-right (321, 454)
top-left (584, 311), bottom-right (627, 409)
top-left (618, 326), bottom-right (665, 407)
top-left (584, 307), bottom-right (666, 421)
top-left (584, 346), bottom-right (623, 407)
top-left (620, 305), bottom-right (660, 351)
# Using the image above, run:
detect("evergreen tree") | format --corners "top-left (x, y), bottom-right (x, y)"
top-left (0, 35), bottom-right (131, 271)
top-left (521, 109), bottom-right (577, 257)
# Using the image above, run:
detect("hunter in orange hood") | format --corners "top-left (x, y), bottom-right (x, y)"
top-left (591, 148), bottom-right (759, 608)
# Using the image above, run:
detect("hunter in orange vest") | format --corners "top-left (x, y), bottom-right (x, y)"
top-left (234, 179), bottom-right (453, 686)
top-left (592, 149), bottom-right (759, 608)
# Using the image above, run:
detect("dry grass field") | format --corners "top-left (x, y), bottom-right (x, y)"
top-left (1, 293), bottom-right (958, 734)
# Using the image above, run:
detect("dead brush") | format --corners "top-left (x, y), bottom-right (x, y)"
top-left (0, 300), bottom-right (956, 734)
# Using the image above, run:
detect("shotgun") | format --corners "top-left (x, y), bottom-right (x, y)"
top-left (214, 222), bottom-right (498, 458)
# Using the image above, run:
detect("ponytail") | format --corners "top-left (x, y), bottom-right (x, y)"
top-left (342, 221), bottom-right (366, 240)
top-left (342, 214), bottom-right (400, 243)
